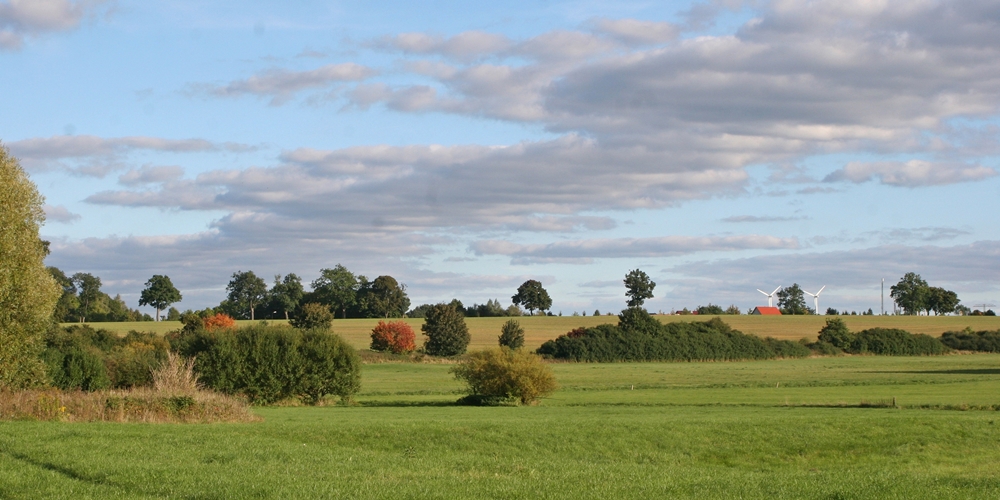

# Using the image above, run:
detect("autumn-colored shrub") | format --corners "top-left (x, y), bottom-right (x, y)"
top-left (203, 313), bottom-right (236, 332)
top-left (370, 320), bottom-right (416, 354)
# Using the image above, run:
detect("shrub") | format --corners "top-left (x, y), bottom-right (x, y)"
top-left (851, 328), bottom-right (949, 356)
top-left (42, 346), bottom-right (110, 391)
top-left (940, 329), bottom-right (1000, 352)
top-left (451, 348), bottom-right (557, 405)
top-left (498, 319), bottom-right (525, 350)
top-left (370, 321), bottom-right (416, 354)
top-left (297, 331), bottom-right (361, 405)
top-left (537, 312), bottom-right (779, 362)
top-left (290, 303), bottom-right (334, 331)
top-left (152, 352), bottom-right (201, 393)
top-left (203, 313), bottom-right (236, 332)
top-left (817, 318), bottom-right (854, 350)
top-left (763, 337), bottom-right (811, 358)
top-left (421, 303), bottom-right (470, 356)
top-left (172, 324), bottom-right (360, 405)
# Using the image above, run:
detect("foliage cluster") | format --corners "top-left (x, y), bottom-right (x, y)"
top-left (498, 319), bottom-right (525, 349)
top-left (536, 309), bottom-right (807, 362)
top-left (451, 347), bottom-right (557, 405)
top-left (289, 303), bottom-right (333, 331)
top-left (48, 267), bottom-right (154, 323)
top-left (370, 321), bottom-right (416, 354)
top-left (421, 304), bottom-right (470, 356)
top-left (890, 272), bottom-right (961, 315)
top-left (169, 324), bottom-right (361, 405)
top-left (811, 318), bottom-right (949, 355)
top-left (511, 280), bottom-right (552, 315)
top-left (939, 329), bottom-right (1000, 352)
top-left (41, 325), bottom-right (170, 391)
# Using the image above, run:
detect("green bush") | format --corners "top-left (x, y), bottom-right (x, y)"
top-left (817, 318), bottom-right (854, 350)
top-left (290, 303), bottom-right (334, 331)
top-left (42, 325), bottom-right (170, 390)
top-left (498, 319), bottom-right (525, 350)
top-left (172, 324), bottom-right (361, 405)
top-left (940, 329), bottom-right (1000, 352)
top-left (851, 328), bottom-right (949, 356)
top-left (763, 337), bottom-right (811, 358)
top-left (42, 346), bottom-right (110, 391)
top-left (421, 303), bottom-right (470, 356)
top-left (537, 311), bottom-right (781, 362)
top-left (452, 348), bottom-right (557, 405)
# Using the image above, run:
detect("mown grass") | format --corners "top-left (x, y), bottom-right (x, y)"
top-left (3, 354), bottom-right (1000, 498)
top-left (63, 314), bottom-right (1000, 350)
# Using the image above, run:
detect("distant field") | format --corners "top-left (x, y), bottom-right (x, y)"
top-left (66, 314), bottom-right (1000, 350)
top-left (4, 354), bottom-right (1000, 498)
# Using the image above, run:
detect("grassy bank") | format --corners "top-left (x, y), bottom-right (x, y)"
top-left (2, 354), bottom-right (1000, 498)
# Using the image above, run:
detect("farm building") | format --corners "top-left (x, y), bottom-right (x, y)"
top-left (751, 306), bottom-right (782, 315)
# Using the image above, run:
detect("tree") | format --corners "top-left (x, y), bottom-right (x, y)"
top-left (139, 275), bottom-right (182, 321)
top-left (777, 284), bottom-right (809, 315)
top-left (0, 145), bottom-right (62, 389)
top-left (422, 303), bottom-right (470, 356)
top-left (511, 280), bottom-right (552, 316)
top-left (268, 274), bottom-right (304, 320)
top-left (71, 272), bottom-right (105, 323)
top-left (624, 269), bottom-right (655, 308)
top-left (48, 266), bottom-right (79, 322)
top-left (366, 275), bottom-right (410, 318)
top-left (311, 265), bottom-right (358, 319)
top-left (451, 348), bottom-right (557, 405)
top-left (370, 320), bottom-right (416, 354)
top-left (296, 330), bottom-right (361, 405)
top-left (890, 273), bottom-right (929, 315)
top-left (926, 287), bottom-right (959, 316)
top-left (226, 270), bottom-right (268, 320)
top-left (290, 303), bottom-right (334, 331)
top-left (498, 319), bottom-right (525, 350)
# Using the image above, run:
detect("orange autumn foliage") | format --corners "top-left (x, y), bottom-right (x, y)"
top-left (203, 313), bottom-right (236, 332)
top-left (370, 320), bottom-right (416, 354)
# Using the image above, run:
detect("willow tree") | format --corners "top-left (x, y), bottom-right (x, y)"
top-left (0, 145), bottom-right (61, 389)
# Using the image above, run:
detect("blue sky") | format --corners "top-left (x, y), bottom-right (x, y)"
top-left (4, 0), bottom-right (1000, 316)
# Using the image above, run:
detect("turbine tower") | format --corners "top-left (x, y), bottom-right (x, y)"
top-left (757, 286), bottom-right (781, 308)
top-left (805, 286), bottom-right (826, 315)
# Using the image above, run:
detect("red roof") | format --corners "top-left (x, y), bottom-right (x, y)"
top-left (752, 306), bottom-right (782, 315)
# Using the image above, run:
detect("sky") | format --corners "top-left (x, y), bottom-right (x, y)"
top-left (4, 0), bottom-right (1000, 317)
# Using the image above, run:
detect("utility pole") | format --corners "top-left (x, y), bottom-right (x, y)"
top-left (881, 278), bottom-right (884, 316)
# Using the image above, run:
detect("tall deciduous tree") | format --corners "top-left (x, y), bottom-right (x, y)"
top-left (311, 265), bottom-right (358, 319)
top-left (0, 145), bottom-right (61, 388)
top-left (71, 272), bottom-right (104, 323)
top-left (926, 287), bottom-right (959, 316)
top-left (890, 272), bottom-right (929, 315)
top-left (511, 280), bottom-right (552, 316)
top-left (777, 283), bottom-right (809, 315)
top-left (367, 275), bottom-right (410, 318)
top-left (226, 270), bottom-right (268, 320)
top-left (269, 273), bottom-right (304, 320)
top-left (623, 269), bottom-right (655, 308)
top-left (139, 274), bottom-right (182, 321)
top-left (422, 303), bottom-right (470, 356)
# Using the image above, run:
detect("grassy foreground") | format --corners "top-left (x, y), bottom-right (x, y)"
top-left (63, 314), bottom-right (1000, 350)
top-left (3, 354), bottom-right (1000, 498)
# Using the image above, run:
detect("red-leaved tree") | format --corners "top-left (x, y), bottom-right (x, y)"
top-left (203, 313), bottom-right (236, 332)
top-left (370, 320), bottom-right (416, 354)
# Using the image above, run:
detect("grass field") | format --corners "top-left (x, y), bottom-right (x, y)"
top-left (67, 314), bottom-right (1000, 350)
top-left (3, 354), bottom-right (1000, 498)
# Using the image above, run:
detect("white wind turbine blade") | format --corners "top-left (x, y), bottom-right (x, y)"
top-left (816, 285), bottom-right (826, 296)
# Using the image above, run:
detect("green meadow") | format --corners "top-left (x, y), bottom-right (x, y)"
top-left (3, 353), bottom-right (1000, 498)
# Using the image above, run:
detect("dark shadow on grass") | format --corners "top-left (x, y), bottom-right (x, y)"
top-left (357, 400), bottom-right (458, 407)
top-left (867, 369), bottom-right (1000, 375)
top-left (1, 449), bottom-right (114, 488)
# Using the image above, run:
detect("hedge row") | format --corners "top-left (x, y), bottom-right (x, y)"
top-left (537, 309), bottom-right (809, 362)
top-left (42, 325), bottom-right (170, 391)
top-left (816, 318), bottom-right (949, 355)
top-left (168, 324), bottom-right (360, 405)
top-left (940, 329), bottom-right (1000, 352)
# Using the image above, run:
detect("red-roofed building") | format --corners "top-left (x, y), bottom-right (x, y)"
top-left (751, 306), bottom-right (782, 315)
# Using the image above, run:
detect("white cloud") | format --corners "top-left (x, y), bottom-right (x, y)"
top-left (593, 18), bottom-right (679, 45)
top-left (42, 204), bottom-right (80, 223)
top-left (0, 0), bottom-right (107, 50)
top-left (471, 235), bottom-right (800, 264)
top-left (196, 63), bottom-right (375, 105)
top-left (824, 160), bottom-right (998, 187)
top-left (118, 165), bottom-right (185, 186)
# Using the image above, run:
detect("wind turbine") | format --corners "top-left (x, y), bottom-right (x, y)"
top-left (757, 286), bottom-right (781, 307)
top-left (805, 286), bottom-right (826, 315)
